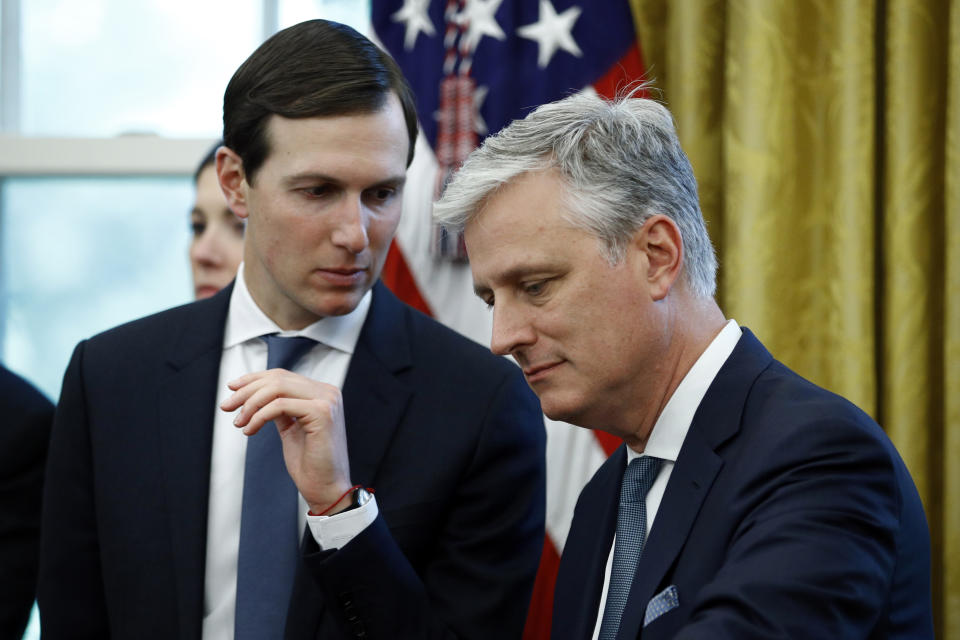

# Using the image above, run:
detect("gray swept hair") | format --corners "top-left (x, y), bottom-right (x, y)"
top-left (432, 90), bottom-right (717, 299)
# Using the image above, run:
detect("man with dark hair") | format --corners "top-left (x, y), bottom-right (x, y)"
top-left (435, 91), bottom-right (932, 638)
top-left (39, 20), bottom-right (545, 640)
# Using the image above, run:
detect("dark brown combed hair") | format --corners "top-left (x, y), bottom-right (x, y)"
top-left (222, 19), bottom-right (419, 184)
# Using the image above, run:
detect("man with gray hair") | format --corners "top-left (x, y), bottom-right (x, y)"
top-left (434, 91), bottom-right (933, 639)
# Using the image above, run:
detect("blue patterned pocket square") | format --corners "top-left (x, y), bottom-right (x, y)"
top-left (644, 585), bottom-right (680, 627)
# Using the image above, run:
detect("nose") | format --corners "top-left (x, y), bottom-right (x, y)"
top-left (331, 197), bottom-right (370, 254)
top-left (191, 228), bottom-right (224, 267)
top-left (490, 299), bottom-right (536, 357)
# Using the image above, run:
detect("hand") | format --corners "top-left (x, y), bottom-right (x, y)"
top-left (220, 369), bottom-right (354, 514)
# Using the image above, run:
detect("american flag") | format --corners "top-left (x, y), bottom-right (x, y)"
top-left (372, 1), bottom-right (646, 635)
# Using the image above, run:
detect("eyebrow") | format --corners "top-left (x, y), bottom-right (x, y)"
top-left (282, 172), bottom-right (407, 189)
top-left (472, 264), bottom-right (556, 298)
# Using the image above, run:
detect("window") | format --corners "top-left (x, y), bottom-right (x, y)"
top-left (1, 177), bottom-right (194, 397)
top-left (21, 0), bottom-right (262, 137)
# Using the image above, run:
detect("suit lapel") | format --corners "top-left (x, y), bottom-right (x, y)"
top-left (341, 283), bottom-right (414, 488)
top-left (616, 328), bottom-right (773, 639)
top-left (615, 430), bottom-right (723, 639)
top-left (155, 286), bottom-right (232, 639)
top-left (552, 447), bottom-right (625, 640)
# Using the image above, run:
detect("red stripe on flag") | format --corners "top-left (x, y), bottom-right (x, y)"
top-left (522, 536), bottom-right (561, 640)
top-left (381, 240), bottom-right (434, 316)
top-left (594, 429), bottom-right (624, 457)
top-left (592, 42), bottom-right (647, 100)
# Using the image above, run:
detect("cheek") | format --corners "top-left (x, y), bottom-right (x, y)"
top-left (226, 241), bottom-right (244, 266)
top-left (250, 212), bottom-right (296, 254)
top-left (566, 284), bottom-right (641, 358)
top-left (368, 210), bottom-right (402, 247)
top-left (216, 226), bottom-right (245, 260)
top-left (188, 237), bottom-right (205, 262)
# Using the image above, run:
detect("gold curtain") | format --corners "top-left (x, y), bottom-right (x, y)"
top-left (630, 0), bottom-right (958, 635)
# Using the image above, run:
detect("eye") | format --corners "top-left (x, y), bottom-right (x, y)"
top-left (366, 186), bottom-right (397, 204)
top-left (190, 221), bottom-right (206, 236)
top-left (523, 280), bottom-right (548, 297)
top-left (302, 184), bottom-right (333, 198)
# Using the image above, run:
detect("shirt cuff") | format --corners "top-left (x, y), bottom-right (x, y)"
top-left (306, 495), bottom-right (379, 550)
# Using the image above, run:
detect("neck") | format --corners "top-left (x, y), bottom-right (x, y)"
top-left (621, 295), bottom-right (727, 454)
top-left (242, 261), bottom-right (319, 331)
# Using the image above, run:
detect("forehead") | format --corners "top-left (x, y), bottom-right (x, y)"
top-left (259, 94), bottom-right (409, 179)
top-left (464, 170), bottom-right (596, 289)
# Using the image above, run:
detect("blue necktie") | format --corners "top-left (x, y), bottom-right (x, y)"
top-left (598, 455), bottom-right (663, 640)
top-left (235, 335), bottom-right (317, 640)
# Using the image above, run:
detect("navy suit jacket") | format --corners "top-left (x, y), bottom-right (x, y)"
top-left (552, 329), bottom-right (932, 639)
top-left (38, 282), bottom-right (546, 639)
top-left (0, 365), bottom-right (54, 639)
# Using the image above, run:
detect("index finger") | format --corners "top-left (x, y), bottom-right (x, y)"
top-left (227, 370), bottom-right (273, 390)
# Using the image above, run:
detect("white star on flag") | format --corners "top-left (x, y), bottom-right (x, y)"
top-left (391, 0), bottom-right (436, 51)
top-left (517, 0), bottom-right (583, 68)
top-left (454, 0), bottom-right (507, 54)
top-left (430, 85), bottom-right (488, 135)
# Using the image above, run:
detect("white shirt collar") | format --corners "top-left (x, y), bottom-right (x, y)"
top-left (223, 263), bottom-right (371, 355)
top-left (627, 319), bottom-right (742, 463)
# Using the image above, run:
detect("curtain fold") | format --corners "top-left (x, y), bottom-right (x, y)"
top-left (630, 0), bottom-right (957, 635)
top-left (883, 1), bottom-right (950, 630)
top-left (944, 0), bottom-right (959, 629)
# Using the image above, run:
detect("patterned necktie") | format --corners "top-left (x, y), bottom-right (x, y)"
top-left (235, 335), bottom-right (317, 640)
top-left (598, 455), bottom-right (663, 640)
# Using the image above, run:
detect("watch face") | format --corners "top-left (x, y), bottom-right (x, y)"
top-left (355, 487), bottom-right (372, 508)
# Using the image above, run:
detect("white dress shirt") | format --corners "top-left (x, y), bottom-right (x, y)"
top-left (591, 319), bottom-right (742, 639)
top-left (202, 266), bottom-right (378, 640)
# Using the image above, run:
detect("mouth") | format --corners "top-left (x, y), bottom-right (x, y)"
top-left (315, 266), bottom-right (369, 286)
top-left (522, 360), bottom-right (563, 383)
top-left (194, 284), bottom-right (220, 299)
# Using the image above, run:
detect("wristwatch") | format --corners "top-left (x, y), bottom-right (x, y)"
top-left (340, 486), bottom-right (372, 513)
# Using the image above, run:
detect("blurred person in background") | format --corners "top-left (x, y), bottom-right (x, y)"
top-left (0, 365), bottom-right (54, 640)
top-left (189, 141), bottom-right (244, 299)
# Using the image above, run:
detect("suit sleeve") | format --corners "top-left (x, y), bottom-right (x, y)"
top-left (301, 367), bottom-right (546, 640)
top-left (36, 342), bottom-right (111, 638)
top-left (672, 415), bottom-right (925, 639)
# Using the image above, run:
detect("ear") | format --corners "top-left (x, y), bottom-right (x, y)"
top-left (216, 147), bottom-right (250, 220)
top-left (636, 214), bottom-right (684, 301)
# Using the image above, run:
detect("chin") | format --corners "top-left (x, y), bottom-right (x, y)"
top-left (540, 397), bottom-right (590, 428)
top-left (307, 290), bottom-right (367, 318)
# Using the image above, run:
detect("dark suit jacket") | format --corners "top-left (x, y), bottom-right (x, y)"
top-left (0, 365), bottom-right (54, 639)
top-left (552, 329), bottom-right (932, 639)
top-left (38, 282), bottom-right (546, 639)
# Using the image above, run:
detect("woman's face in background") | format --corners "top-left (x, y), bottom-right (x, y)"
top-left (189, 164), bottom-right (245, 299)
